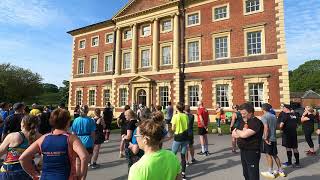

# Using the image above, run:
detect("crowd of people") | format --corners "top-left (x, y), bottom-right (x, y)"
top-left (0, 100), bottom-right (319, 180)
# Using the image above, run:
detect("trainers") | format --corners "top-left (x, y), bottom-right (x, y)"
top-left (191, 159), bottom-right (197, 164)
top-left (197, 151), bottom-right (205, 155)
top-left (282, 162), bottom-right (292, 168)
top-left (205, 151), bottom-right (210, 156)
top-left (261, 171), bottom-right (275, 179)
top-left (292, 163), bottom-right (301, 168)
top-left (91, 163), bottom-right (100, 169)
top-left (119, 152), bottom-right (125, 158)
top-left (182, 173), bottom-right (187, 180)
top-left (88, 163), bottom-right (92, 167)
top-left (278, 171), bottom-right (286, 177)
top-left (306, 150), bottom-right (316, 156)
top-left (186, 162), bottom-right (190, 167)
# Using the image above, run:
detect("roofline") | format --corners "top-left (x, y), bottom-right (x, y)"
top-left (112, 0), bottom-right (136, 20)
top-left (67, 19), bottom-right (115, 36)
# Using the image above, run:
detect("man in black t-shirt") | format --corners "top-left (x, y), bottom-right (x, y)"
top-left (2, 103), bottom-right (25, 141)
top-left (103, 102), bottom-right (114, 142)
top-left (117, 105), bottom-right (130, 158)
top-left (232, 103), bottom-right (263, 180)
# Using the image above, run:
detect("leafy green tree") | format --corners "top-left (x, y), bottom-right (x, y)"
top-left (0, 63), bottom-right (43, 102)
top-left (59, 80), bottom-right (69, 106)
top-left (42, 83), bottom-right (59, 93)
top-left (289, 60), bottom-right (320, 93)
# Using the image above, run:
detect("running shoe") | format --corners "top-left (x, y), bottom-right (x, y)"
top-left (91, 163), bottom-right (100, 169)
top-left (282, 162), bottom-right (292, 168)
top-left (119, 152), bottom-right (125, 158)
top-left (205, 151), bottom-right (210, 156)
top-left (191, 159), bottom-right (197, 164)
top-left (186, 162), bottom-right (190, 167)
top-left (182, 173), bottom-right (187, 180)
top-left (273, 170), bottom-right (286, 177)
top-left (261, 171), bottom-right (275, 179)
top-left (232, 149), bottom-right (236, 153)
top-left (197, 151), bottom-right (205, 155)
top-left (292, 163), bottom-right (301, 168)
top-left (306, 150), bottom-right (316, 156)
top-left (88, 163), bottom-right (92, 167)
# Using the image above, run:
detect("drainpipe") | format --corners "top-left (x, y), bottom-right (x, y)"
top-left (179, 0), bottom-right (186, 104)
top-left (112, 23), bottom-right (117, 75)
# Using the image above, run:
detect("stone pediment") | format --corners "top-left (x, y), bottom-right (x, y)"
top-left (129, 75), bottom-right (153, 83)
top-left (113, 0), bottom-right (176, 20)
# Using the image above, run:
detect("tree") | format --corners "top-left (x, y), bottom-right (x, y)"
top-left (289, 60), bottom-right (320, 93)
top-left (42, 83), bottom-right (59, 93)
top-left (59, 80), bottom-right (69, 106)
top-left (0, 63), bottom-right (43, 102)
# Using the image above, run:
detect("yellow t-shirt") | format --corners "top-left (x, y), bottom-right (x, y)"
top-left (128, 149), bottom-right (181, 180)
top-left (171, 112), bottom-right (188, 134)
top-left (30, 109), bottom-right (41, 116)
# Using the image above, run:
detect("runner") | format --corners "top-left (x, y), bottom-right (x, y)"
top-left (123, 109), bottom-right (138, 169)
top-left (91, 108), bottom-right (106, 169)
top-left (29, 103), bottom-right (41, 116)
top-left (260, 103), bottom-right (286, 178)
top-left (2, 103), bottom-right (25, 141)
top-left (197, 101), bottom-right (209, 156)
top-left (165, 102), bottom-right (173, 132)
top-left (103, 102), bottom-right (113, 142)
top-left (171, 102), bottom-right (188, 180)
top-left (20, 108), bottom-right (89, 180)
top-left (128, 120), bottom-right (181, 180)
top-left (71, 105), bottom-right (96, 174)
top-left (73, 105), bottom-right (80, 119)
top-left (0, 102), bottom-right (9, 136)
top-left (0, 115), bottom-right (41, 180)
top-left (117, 105), bottom-right (130, 158)
top-left (279, 104), bottom-right (300, 168)
top-left (185, 105), bottom-right (196, 166)
top-left (232, 102), bottom-right (263, 180)
top-left (215, 104), bottom-right (223, 136)
top-left (301, 106), bottom-right (316, 155)
top-left (39, 106), bottom-right (52, 134)
top-left (230, 105), bottom-right (242, 153)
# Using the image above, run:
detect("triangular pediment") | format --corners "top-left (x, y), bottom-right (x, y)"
top-left (114, 0), bottom-right (175, 19)
top-left (129, 75), bottom-right (153, 83)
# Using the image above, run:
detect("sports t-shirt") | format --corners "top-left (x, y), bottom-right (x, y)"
top-left (127, 120), bottom-right (138, 142)
top-left (128, 149), bottom-right (181, 180)
top-left (237, 116), bottom-right (263, 150)
top-left (261, 112), bottom-right (277, 142)
top-left (302, 113), bottom-right (315, 130)
top-left (187, 113), bottom-right (194, 136)
top-left (30, 109), bottom-right (41, 116)
top-left (279, 113), bottom-right (298, 135)
top-left (171, 113), bottom-right (188, 135)
top-left (132, 128), bottom-right (138, 145)
top-left (197, 107), bottom-right (209, 128)
top-left (165, 105), bottom-right (173, 120)
top-left (71, 116), bottom-right (96, 148)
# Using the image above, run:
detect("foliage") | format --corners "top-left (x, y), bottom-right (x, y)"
top-left (0, 63), bottom-right (43, 102)
top-left (289, 60), bottom-right (320, 93)
top-left (59, 80), bottom-right (69, 106)
top-left (42, 83), bottom-right (59, 93)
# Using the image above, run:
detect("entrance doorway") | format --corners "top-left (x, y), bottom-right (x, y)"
top-left (137, 89), bottom-right (147, 106)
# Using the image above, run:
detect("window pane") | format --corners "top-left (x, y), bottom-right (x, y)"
top-left (76, 91), bottom-right (82, 105)
top-left (216, 84), bottom-right (229, 107)
top-left (162, 46), bottom-right (171, 65)
top-left (141, 49), bottom-right (150, 67)
top-left (104, 89), bottom-right (110, 106)
top-left (214, 6), bottom-right (227, 20)
top-left (246, 0), bottom-right (260, 13)
top-left (249, 83), bottom-right (264, 107)
top-left (162, 20), bottom-right (171, 31)
top-left (119, 88), bottom-right (127, 106)
top-left (215, 36), bottom-right (228, 59)
top-left (188, 41), bottom-right (199, 62)
top-left (78, 60), bottom-right (84, 74)
top-left (142, 26), bottom-right (151, 36)
top-left (188, 13), bottom-right (199, 25)
top-left (188, 86), bottom-right (199, 107)
top-left (89, 90), bottom-right (95, 106)
top-left (123, 53), bottom-right (131, 69)
top-left (247, 31), bottom-right (262, 55)
top-left (159, 86), bottom-right (169, 107)
top-left (91, 58), bottom-right (97, 73)
top-left (105, 55), bottom-right (112, 72)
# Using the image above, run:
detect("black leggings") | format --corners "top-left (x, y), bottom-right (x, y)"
top-left (304, 128), bottom-right (314, 148)
top-left (181, 153), bottom-right (186, 173)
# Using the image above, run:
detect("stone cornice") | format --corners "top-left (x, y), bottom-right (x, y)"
top-left (113, 1), bottom-right (179, 22)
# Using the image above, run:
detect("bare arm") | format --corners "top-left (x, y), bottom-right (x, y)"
top-left (235, 128), bottom-right (256, 139)
top-left (71, 135), bottom-right (89, 178)
top-left (0, 133), bottom-right (12, 157)
top-left (19, 137), bottom-right (42, 178)
top-left (171, 124), bottom-right (176, 132)
top-left (279, 122), bottom-right (284, 130)
top-left (230, 113), bottom-right (236, 128)
top-left (125, 130), bottom-right (133, 140)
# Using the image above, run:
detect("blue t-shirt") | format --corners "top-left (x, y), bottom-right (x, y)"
top-left (71, 116), bottom-right (96, 148)
top-left (132, 128), bottom-right (138, 145)
top-left (0, 109), bottom-right (8, 134)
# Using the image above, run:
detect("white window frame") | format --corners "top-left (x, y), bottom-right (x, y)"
top-left (123, 29), bottom-right (132, 40)
top-left (160, 18), bottom-right (172, 33)
top-left (91, 36), bottom-right (99, 47)
top-left (104, 53), bottom-right (113, 72)
top-left (244, 26), bottom-right (265, 56)
top-left (160, 42), bottom-right (173, 65)
top-left (212, 3), bottom-right (230, 22)
top-left (212, 31), bottom-right (231, 60)
top-left (141, 24), bottom-right (151, 37)
top-left (122, 50), bottom-right (131, 70)
top-left (139, 47), bottom-right (151, 68)
top-left (248, 83), bottom-right (264, 108)
top-left (75, 89), bottom-right (83, 106)
top-left (185, 81), bottom-right (202, 109)
top-left (186, 11), bottom-right (201, 27)
top-left (103, 88), bottom-right (111, 106)
top-left (216, 84), bottom-right (230, 108)
top-left (119, 88), bottom-right (128, 107)
top-left (186, 37), bottom-right (201, 63)
top-left (188, 85), bottom-right (200, 107)
top-left (77, 59), bottom-right (85, 74)
top-left (88, 88), bottom-right (96, 107)
top-left (159, 86), bottom-right (169, 107)
top-left (243, 0), bottom-right (264, 15)
top-left (212, 78), bottom-right (233, 109)
top-left (244, 76), bottom-right (269, 110)
top-left (105, 33), bottom-right (113, 44)
top-left (78, 39), bottom-right (86, 49)
top-left (90, 55), bottom-right (98, 73)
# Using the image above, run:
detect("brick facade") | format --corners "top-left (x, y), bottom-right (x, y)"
top-left (68, 0), bottom-right (289, 115)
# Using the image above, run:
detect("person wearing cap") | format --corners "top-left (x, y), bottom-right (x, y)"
top-left (260, 103), bottom-right (286, 178)
top-left (29, 103), bottom-right (41, 116)
top-left (279, 104), bottom-right (300, 167)
top-left (2, 103), bottom-right (25, 141)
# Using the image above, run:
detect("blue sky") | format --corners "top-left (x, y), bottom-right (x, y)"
top-left (0, 0), bottom-right (319, 87)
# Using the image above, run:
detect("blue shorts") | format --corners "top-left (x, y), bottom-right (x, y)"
top-left (172, 141), bottom-right (188, 155)
top-left (216, 118), bottom-right (221, 128)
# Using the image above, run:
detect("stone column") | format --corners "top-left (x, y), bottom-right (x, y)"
top-left (115, 28), bottom-right (121, 75)
top-left (131, 24), bottom-right (138, 73)
top-left (152, 18), bottom-right (159, 71)
top-left (173, 13), bottom-right (180, 69)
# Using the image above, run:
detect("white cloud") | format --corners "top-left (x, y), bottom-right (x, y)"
top-left (0, 0), bottom-right (61, 27)
top-left (285, 0), bottom-right (320, 69)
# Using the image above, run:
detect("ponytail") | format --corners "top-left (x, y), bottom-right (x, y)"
top-left (22, 115), bottom-right (39, 144)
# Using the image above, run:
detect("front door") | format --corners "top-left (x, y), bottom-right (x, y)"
top-left (137, 89), bottom-right (147, 106)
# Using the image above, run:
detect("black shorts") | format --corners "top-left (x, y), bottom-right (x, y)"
top-left (261, 141), bottom-right (278, 156)
top-left (282, 132), bottom-right (298, 149)
top-left (198, 127), bottom-right (208, 135)
top-left (105, 122), bottom-right (112, 130)
top-left (86, 147), bottom-right (93, 154)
